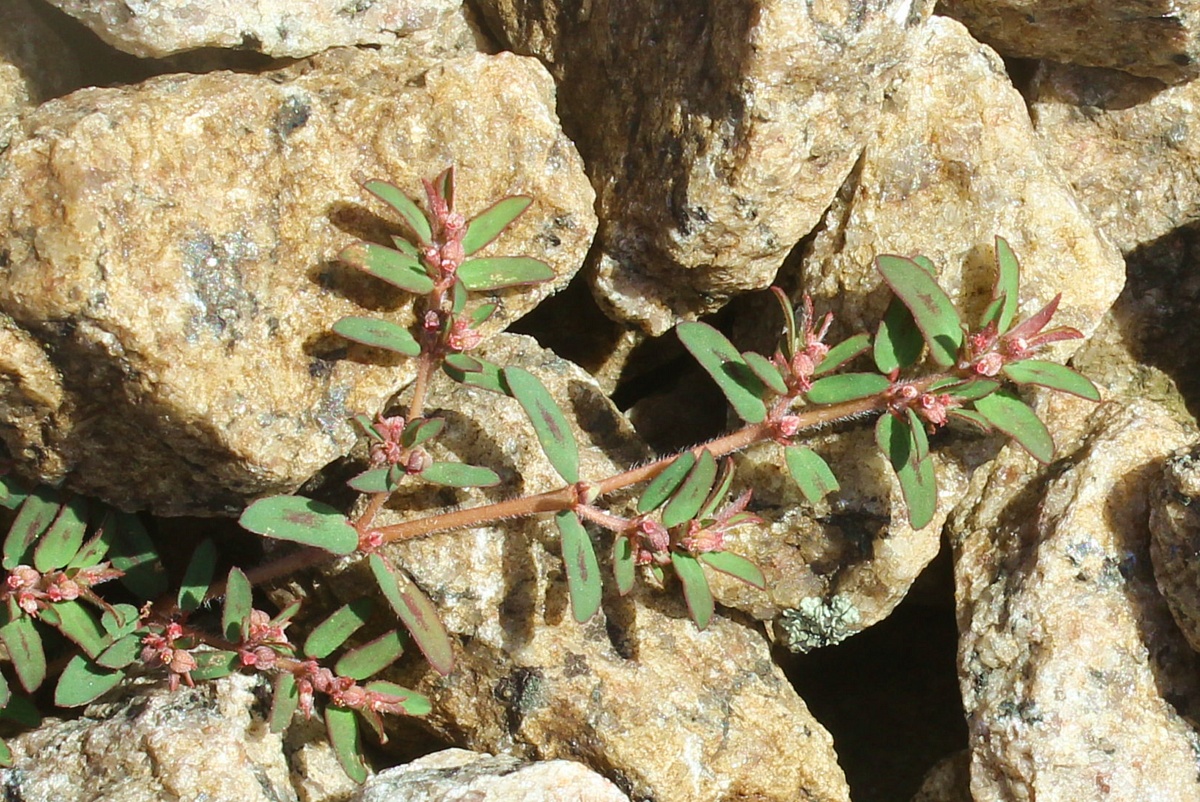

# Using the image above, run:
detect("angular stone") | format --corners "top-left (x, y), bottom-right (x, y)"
top-left (799, 16), bottom-right (1122, 352)
top-left (325, 334), bottom-right (850, 802)
top-left (477, 0), bottom-right (934, 334)
top-left (358, 749), bottom-right (630, 801)
top-left (911, 751), bottom-right (971, 802)
top-left (0, 675), bottom-right (296, 802)
top-left (951, 398), bottom-right (1200, 801)
top-left (43, 0), bottom-right (461, 59)
top-left (0, 49), bottom-right (596, 515)
top-left (1150, 444), bottom-right (1200, 655)
top-left (938, 0), bottom-right (1200, 84)
top-left (0, 0), bottom-right (82, 151)
top-left (1030, 62), bottom-right (1200, 253)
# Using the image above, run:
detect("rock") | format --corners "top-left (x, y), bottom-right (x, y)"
top-left (0, 0), bottom-right (82, 151)
top-left (42, 0), bottom-right (461, 59)
top-left (324, 333), bottom-right (851, 802)
top-left (950, 398), bottom-right (1200, 801)
top-left (1150, 444), bottom-right (1200, 654)
top-left (0, 674), bottom-right (296, 802)
top-left (799, 16), bottom-right (1122, 352)
top-left (476, 0), bottom-right (934, 334)
top-left (911, 751), bottom-right (971, 802)
top-left (937, 0), bottom-right (1200, 84)
top-left (1030, 62), bottom-right (1200, 254)
top-left (0, 49), bottom-right (596, 515)
top-left (357, 749), bottom-right (630, 801)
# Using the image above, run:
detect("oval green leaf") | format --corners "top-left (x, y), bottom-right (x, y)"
top-left (677, 322), bottom-right (767, 423)
top-left (1, 615), bottom-right (44, 693)
top-left (942, 378), bottom-right (1001, 401)
top-left (816, 333), bottom-right (872, 376)
top-left (402, 417), bottom-right (445, 448)
top-left (33, 495), bottom-right (89, 573)
top-left (48, 600), bottom-right (109, 659)
top-left (1002, 359), bottom-right (1101, 401)
top-left (270, 672), bottom-right (299, 734)
top-left (613, 535), bottom-right (636, 596)
top-left (461, 196), bottom-right (533, 256)
top-left (876, 414), bottom-right (938, 529)
top-left (637, 452), bottom-right (697, 514)
top-left (876, 254), bottom-right (964, 367)
top-left (3, 486), bottom-right (63, 570)
top-left (698, 551), bottom-right (766, 590)
top-left (992, 236), bottom-right (1021, 333)
top-left (305, 597), bottom-right (375, 659)
top-left (363, 179), bottom-right (432, 245)
top-left (671, 552), bottom-right (714, 630)
top-left (190, 650), bottom-right (239, 681)
top-left (347, 467), bottom-right (396, 494)
top-left (54, 656), bottom-right (123, 707)
top-left (368, 554), bottom-right (455, 674)
top-left (338, 242), bottom-right (435, 295)
top-left (457, 257), bottom-right (554, 291)
top-left (177, 538), bottom-right (217, 613)
top-left (873, 297), bottom-right (925, 374)
top-left (806, 373), bottom-right (891, 405)
top-left (784, 446), bottom-right (840, 504)
top-left (662, 449), bottom-right (718, 528)
top-left (973, 389), bottom-right (1056, 463)
top-left (222, 567), bottom-right (253, 642)
top-left (110, 512), bottom-right (168, 598)
top-left (555, 512), bottom-right (602, 624)
top-left (443, 353), bottom-right (509, 394)
top-left (364, 680), bottom-right (432, 716)
top-left (325, 706), bottom-right (368, 784)
top-left (95, 633), bottom-right (142, 670)
top-left (504, 367), bottom-right (579, 484)
top-left (332, 317), bottom-right (420, 357)
top-left (419, 462), bottom-right (501, 488)
top-left (742, 351), bottom-right (788, 394)
top-left (239, 496), bottom-right (359, 556)
top-left (334, 630), bottom-right (406, 680)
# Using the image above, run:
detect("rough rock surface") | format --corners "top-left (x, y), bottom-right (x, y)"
top-left (910, 751), bottom-right (971, 802)
top-left (799, 16), bottom-right (1123, 350)
top-left (324, 334), bottom-right (850, 802)
top-left (358, 749), bottom-right (630, 801)
top-left (1031, 62), bottom-right (1200, 253)
top-left (0, 674), bottom-right (296, 802)
top-left (0, 0), bottom-right (81, 151)
top-left (0, 49), bottom-right (595, 515)
top-left (950, 398), bottom-right (1200, 801)
top-left (477, 0), bottom-right (933, 334)
top-left (43, 0), bottom-right (461, 59)
top-left (1150, 444), bottom-right (1200, 655)
top-left (937, 0), bottom-right (1200, 84)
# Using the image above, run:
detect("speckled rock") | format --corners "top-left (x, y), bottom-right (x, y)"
top-left (1150, 444), bottom-right (1200, 655)
top-left (0, 674), bottom-right (296, 802)
top-left (324, 334), bottom-right (851, 802)
top-left (477, 0), bottom-right (934, 334)
top-left (799, 16), bottom-right (1122, 352)
top-left (0, 49), bottom-right (595, 515)
top-left (43, 0), bottom-right (461, 59)
top-left (937, 0), bottom-right (1200, 84)
top-left (910, 751), bottom-right (971, 802)
top-left (950, 398), bottom-right (1200, 801)
top-left (0, 0), bottom-right (81, 151)
top-left (358, 749), bottom-right (629, 801)
top-left (1030, 62), bottom-right (1200, 253)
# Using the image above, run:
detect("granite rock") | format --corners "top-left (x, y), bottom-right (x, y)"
top-left (477, 0), bottom-right (934, 334)
top-left (950, 398), bottom-right (1200, 801)
top-left (937, 0), bottom-right (1200, 84)
top-left (0, 49), bottom-right (595, 515)
top-left (1150, 444), bottom-right (1200, 655)
top-left (357, 749), bottom-right (629, 801)
top-left (43, 0), bottom-right (461, 59)
top-left (910, 751), bottom-right (971, 802)
top-left (0, 0), bottom-right (81, 151)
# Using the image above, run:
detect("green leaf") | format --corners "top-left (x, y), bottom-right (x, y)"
top-left (949, 408), bottom-right (993, 430)
top-left (742, 351), bottom-right (788, 394)
top-left (239, 496), bottom-right (359, 556)
top-left (364, 179), bottom-right (432, 245)
top-left (389, 235), bottom-right (420, 259)
top-left (335, 630), bottom-right (406, 680)
top-left (177, 538), bottom-right (217, 613)
top-left (1002, 359), bottom-right (1101, 401)
top-left (906, 408), bottom-right (930, 463)
top-left (364, 680), bottom-right (432, 716)
top-left (876, 254), bottom-right (964, 367)
top-left (0, 474), bottom-right (28, 511)
top-left (332, 317), bottom-right (420, 357)
top-left (305, 597), bottom-right (375, 659)
top-left (805, 373), bottom-right (891, 404)
top-left (816, 333), bottom-right (872, 376)
top-left (401, 418), bottom-right (445, 448)
top-left (368, 555), bottom-right (455, 674)
top-left (0, 694), bottom-right (40, 728)
top-left (1, 615), bottom-right (45, 693)
top-left (270, 673), bottom-right (299, 733)
top-left (698, 551), bottom-right (766, 589)
top-left (671, 552), bottom-right (714, 630)
top-left (784, 446), bottom-right (840, 504)
top-left (504, 367), bottom-right (579, 483)
top-left (110, 512), bottom-right (168, 599)
top-left (676, 322), bottom-right (767, 423)
top-left (325, 706), bottom-right (368, 784)
top-left (95, 633), bottom-right (142, 670)
top-left (555, 512), bottom-right (602, 623)
top-left (54, 656), bottom-right (123, 707)
top-left (942, 378), bottom-right (1001, 401)
top-left (0, 738), bottom-right (10, 768)
top-left (461, 196), bottom-right (533, 255)
top-left (613, 536), bottom-right (636, 596)
top-left (457, 257), bottom-right (554, 291)
top-left (443, 353), bottom-right (509, 394)
top-left (696, 458), bottom-right (736, 521)
top-left (992, 236), bottom-right (1021, 333)
top-left (47, 600), bottom-right (109, 659)
top-left (432, 166), bottom-right (455, 209)
top-left (637, 452), bottom-right (697, 514)
top-left (876, 414), bottom-right (938, 529)
top-left (419, 462), bottom-right (501, 488)
top-left (973, 389), bottom-right (1056, 463)
top-left (469, 303), bottom-right (497, 327)
top-left (33, 495), bottom-right (89, 573)
top-left (873, 296), bottom-right (926, 374)
top-left (3, 486), bottom-right (62, 570)
top-left (189, 650), bottom-right (239, 681)
top-left (450, 278), bottom-right (468, 313)
top-left (0, 669), bottom-right (9, 709)
top-left (662, 449), bottom-right (718, 528)
top-left (100, 604), bottom-right (140, 637)
top-left (347, 467), bottom-right (397, 494)
top-left (67, 510), bottom-right (116, 570)
top-left (771, 287), bottom-right (799, 362)
top-left (222, 567), bottom-right (253, 642)
top-left (338, 242), bottom-right (435, 295)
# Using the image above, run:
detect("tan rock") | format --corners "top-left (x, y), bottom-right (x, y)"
top-left (1150, 444), bottom-right (1200, 655)
top-left (326, 334), bottom-right (850, 802)
top-left (358, 749), bottom-right (630, 801)
top-left (1031, 62), bottom-right (1200, 253)
top-left (477, 0), bottom-right (935, 334)
top-left (911, 751), bottom-right (971, 802)
top-left (937, 0), bottom-right (1200, 84)
top-left (43, 0), bottom-right (461, 59)
top-left (951, 398), bottom-right (1200, 801)
top-left (0, 49), bottom-right (595, 515)
top-left (800, 16), bottom-right (1122, 352)
top-left (0, 0), bottom-right (81, 151)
